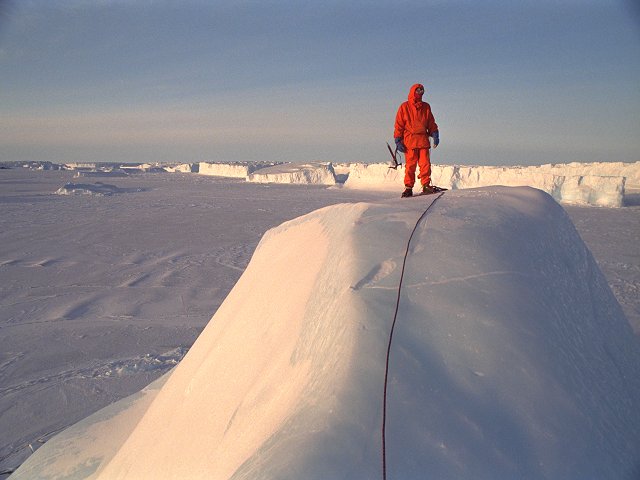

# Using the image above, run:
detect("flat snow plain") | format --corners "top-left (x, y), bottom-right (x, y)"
top-left (0, 168), bottom-right (638, 476)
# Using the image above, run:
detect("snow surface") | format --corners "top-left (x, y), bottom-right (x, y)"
top-left (1, 167), bottom-right (639, 479)
top-left (0, 169), bottom-right (391, 477)
top-left (73, 170), bottom-right (129, 178)
top-left (55, 182), bottom-right (144, 196)
top-left (564, 203), bottom-right (640, 337)
top-left (9, 184), bottom-right (640, 479)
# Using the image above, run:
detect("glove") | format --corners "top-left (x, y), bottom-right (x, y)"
top-left (431, 131), bottom-right (440, 148)
top-left (394, 137), bottom-right (406, 153)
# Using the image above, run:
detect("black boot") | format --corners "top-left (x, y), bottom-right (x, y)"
top-left (401, 187), bottom-right (413, 198)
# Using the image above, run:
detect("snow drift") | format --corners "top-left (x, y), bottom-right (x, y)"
top-left (54, 182), bottom-right (143, 196)
top-left (12, 186), bottom-right (640, 480)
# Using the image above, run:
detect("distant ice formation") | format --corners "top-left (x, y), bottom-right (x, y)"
top-left (247, 162), bottom-right (337, 185)
top-left (343, 161), bottom-right (639, 207)
top-left (7, 159), bottom-right (639, 207)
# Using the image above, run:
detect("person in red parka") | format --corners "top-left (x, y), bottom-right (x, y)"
top-left (394, 83), bottom-right (440, 197)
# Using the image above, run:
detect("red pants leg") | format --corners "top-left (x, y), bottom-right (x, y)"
top-left (417, 148), bottom-right (432, 186)
top-left (405, 148), bottom-right (431, 188)
top-left (404, 149), bottom-right (418, 188)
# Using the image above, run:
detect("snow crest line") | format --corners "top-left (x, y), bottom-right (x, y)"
top-left (381, 192), bottom-right (445, 480)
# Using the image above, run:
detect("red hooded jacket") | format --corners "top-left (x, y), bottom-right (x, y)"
top-left (394, 83), bottom-right (438, 150)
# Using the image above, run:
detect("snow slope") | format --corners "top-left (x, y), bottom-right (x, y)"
top-left (12, 187), bottom-right (640, 479)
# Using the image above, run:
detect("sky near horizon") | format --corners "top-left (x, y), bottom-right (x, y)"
top-left (1, 0), bottom-right (639, 166)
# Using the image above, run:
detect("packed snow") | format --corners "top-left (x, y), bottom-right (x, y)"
top-left (9, 185), bottom-right (640, 480)
top-left (1, 166), bottom-right (639, 479)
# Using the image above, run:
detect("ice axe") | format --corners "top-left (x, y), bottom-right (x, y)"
top-left (386, 142), bottom-right (401, 169)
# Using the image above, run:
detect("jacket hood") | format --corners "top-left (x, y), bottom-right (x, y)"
top-left (409, 83), bottom-right (424, 103)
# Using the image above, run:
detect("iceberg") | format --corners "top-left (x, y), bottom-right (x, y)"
top-left (247, 162), bottom-right (337, 185)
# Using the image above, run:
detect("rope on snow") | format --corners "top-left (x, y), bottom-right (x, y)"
top-left (381, 192), bottom-right (445, 480)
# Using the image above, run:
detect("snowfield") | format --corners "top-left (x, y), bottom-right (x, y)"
top-left (1, 165), bottom-right (639, 479)
top-left (9, 184), bottom-right (640, 480)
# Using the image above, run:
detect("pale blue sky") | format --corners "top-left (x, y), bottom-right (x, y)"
top-left (1, 0), bottom-right (639, 165)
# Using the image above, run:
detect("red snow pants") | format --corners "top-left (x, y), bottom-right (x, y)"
top-left (404, 147), bottom-right (431, 188)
